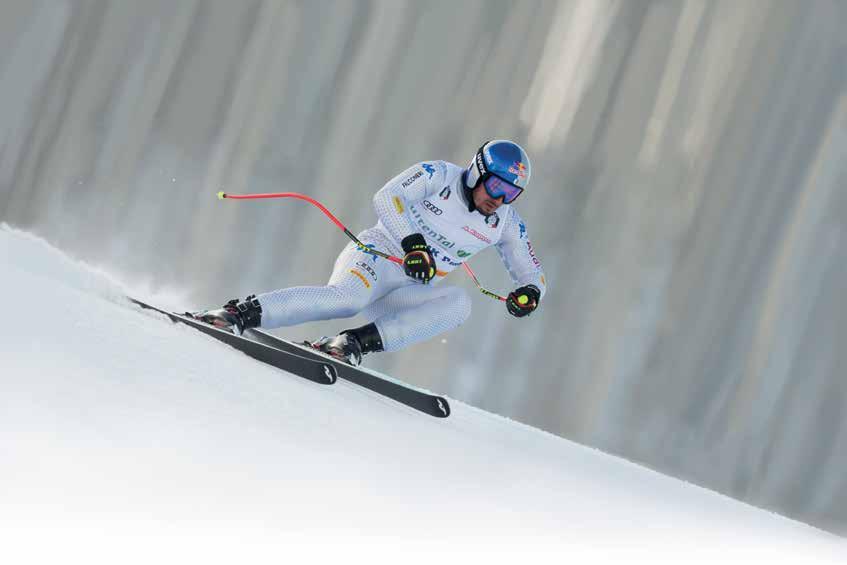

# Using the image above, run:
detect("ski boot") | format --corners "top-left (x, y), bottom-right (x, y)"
top-left (190, 295), bottom-right (262, 335)
top-left (309, 323), bottom-right (384, 367)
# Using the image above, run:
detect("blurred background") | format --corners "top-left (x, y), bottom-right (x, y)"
top-left (1, 0), bottom-right (845, 534)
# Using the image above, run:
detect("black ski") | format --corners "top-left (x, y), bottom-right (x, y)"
top-left (243, 328), bottom-right (451, 418)
top-left (129, 298), bottom-right (337, 385)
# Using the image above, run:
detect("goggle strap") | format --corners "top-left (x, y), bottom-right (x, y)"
top-left (474, 140), bottom-right (495, 177)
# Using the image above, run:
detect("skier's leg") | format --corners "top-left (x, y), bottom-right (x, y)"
top-left (359, 284), bottom-right (472, 352)
top-left (256, 242), bottom-right (397, 329)
top-left (256, 284), bottom-right (367, 328)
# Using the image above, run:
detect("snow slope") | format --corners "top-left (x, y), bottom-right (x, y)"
top-left (0, 225), bottom-right (843, 564)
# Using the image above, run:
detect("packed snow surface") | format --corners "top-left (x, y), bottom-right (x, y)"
top-left (0, 225), bottom-right (843, 564)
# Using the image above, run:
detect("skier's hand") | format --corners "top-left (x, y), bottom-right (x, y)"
top-left (506, 285), bottom-right (540, 318)
top-left (401, 233), bottom-right (436, 283)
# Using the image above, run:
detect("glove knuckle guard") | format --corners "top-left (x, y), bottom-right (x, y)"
top-left (507, 285), bottom-right (540, 318)
top-left (402, 233), bottom-right (435, 283)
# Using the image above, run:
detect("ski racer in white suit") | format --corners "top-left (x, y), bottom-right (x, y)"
top-left (197, 140), bottom-right (547, 366)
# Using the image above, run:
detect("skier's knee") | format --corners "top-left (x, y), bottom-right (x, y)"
top-left (328, 285), bottom-right (370, 318)
top-left (450, 287), bottom-right (472, 325)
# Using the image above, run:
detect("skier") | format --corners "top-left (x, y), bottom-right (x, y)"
top-left (195, 140), bottom-right (547, 365)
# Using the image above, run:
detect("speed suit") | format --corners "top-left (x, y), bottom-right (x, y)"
top-left (256, 160), bottom-right (547, 352)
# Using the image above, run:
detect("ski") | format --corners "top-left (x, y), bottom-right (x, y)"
top-left (129, 298), bottom-right (337, 385)
top-left (129, 298), bottom-right (450, 417)
top-left (243, 328), bottom-right (451, 418)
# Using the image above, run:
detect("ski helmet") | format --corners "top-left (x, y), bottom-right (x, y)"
top-left (465, 139), bottom-right (531, 204)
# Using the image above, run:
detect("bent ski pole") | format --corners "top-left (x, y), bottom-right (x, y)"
top-left (217, 191), bottom-right (507, 302)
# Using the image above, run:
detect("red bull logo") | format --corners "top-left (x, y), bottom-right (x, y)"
top-left (508, 161), bottom-right (527, 178)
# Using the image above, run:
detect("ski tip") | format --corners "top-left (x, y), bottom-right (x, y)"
top-left (217, 191), bottom-right (227, 200)
top-left (433, 397), bottom-right (451, 418)
top-left (321, 364), bottom-right (338, 384)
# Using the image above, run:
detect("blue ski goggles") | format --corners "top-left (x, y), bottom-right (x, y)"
top-left (482, 174), bottom-right (524, 204)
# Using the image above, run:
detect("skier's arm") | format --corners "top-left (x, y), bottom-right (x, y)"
top-left (495, 208), bottom-right (547, 307)
top-left (373, 162), bottom-right (445, 244)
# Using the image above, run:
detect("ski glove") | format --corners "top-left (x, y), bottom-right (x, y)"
top-left (401, 233), bottom-right (436, 284)
top-left (506, 285), bottom-right (540, 318)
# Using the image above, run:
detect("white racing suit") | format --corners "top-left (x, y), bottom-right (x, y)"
top-left (256, 160), bottom-right (547, 352)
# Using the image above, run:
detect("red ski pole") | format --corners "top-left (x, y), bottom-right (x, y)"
top-left (217, 191), bottom-right (506, 302)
